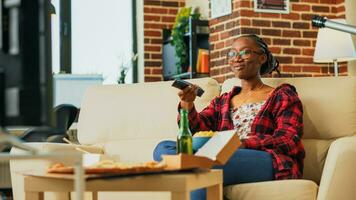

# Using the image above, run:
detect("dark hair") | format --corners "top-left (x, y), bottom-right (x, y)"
top-left (237, 34), bottom-right (280, 76)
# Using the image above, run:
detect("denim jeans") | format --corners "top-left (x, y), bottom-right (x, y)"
top-left (153, 140), bottom-right (275, 200)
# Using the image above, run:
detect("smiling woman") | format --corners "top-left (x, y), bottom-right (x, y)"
top-left (51, 0), bottom-right (134, 84)
top-left (228, 34), bottom-right (280, 79)
top-left (153, 34), bottom-right (305, 200)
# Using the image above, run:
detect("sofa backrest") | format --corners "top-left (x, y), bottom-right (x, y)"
top-left (77, 77), bottom-right (220, 145)
top-left (222, 76), bottom-right (356, 183)
top-left (222, 76), bottom-right (356, 140)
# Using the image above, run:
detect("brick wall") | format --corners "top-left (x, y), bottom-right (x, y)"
top-left (143, 0), bottom-right (184, 82)
top-left (209, 0), bottom-right (346, 83)
top-left (142, 0), bottom-right (347, 82)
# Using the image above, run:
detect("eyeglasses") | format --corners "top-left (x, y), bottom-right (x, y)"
top-left (226, 49), bottom-right (263, 61)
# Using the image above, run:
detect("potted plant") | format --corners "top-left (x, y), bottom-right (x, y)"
top-left (117, 53), bottom-right (138, 84)
top-left (171, 7), bottom-right (200, 74)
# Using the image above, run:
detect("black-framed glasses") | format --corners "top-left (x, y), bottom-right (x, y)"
top-left (226, 49), bottom-right (263, 61)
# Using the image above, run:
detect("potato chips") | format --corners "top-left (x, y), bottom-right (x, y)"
top-left (193, 131), bottom-right (215, 137)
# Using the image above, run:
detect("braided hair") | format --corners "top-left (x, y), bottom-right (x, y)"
top-left (237, 34), bottom-right (280, 76)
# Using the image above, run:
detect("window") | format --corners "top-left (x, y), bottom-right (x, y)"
top-left (51, 0), bottom-right (134, 84)
top-left (254, 0), bottom-right (290, 14)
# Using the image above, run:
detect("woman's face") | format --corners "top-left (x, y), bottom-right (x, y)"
top-left (228, 37), bottom-right (267, 80)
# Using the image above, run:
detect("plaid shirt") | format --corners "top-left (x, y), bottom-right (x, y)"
top-left (179, 84), bottom-right (305, 180)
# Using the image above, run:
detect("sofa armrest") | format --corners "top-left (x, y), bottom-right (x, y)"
top-left (317, 136), bottom-right (356, 200)
top-left (9, 142), bottom-right (103, 200)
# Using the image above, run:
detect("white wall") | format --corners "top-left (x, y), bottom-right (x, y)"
top-left (185, 0), bottom-right (210, 19)
top-left (345, 0), bottom-right (356, 76)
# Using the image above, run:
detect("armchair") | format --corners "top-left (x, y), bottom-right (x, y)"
top-left (1, 104), bottom-right (77, 153)
top-left (19, 104), bottom-right (78, 143)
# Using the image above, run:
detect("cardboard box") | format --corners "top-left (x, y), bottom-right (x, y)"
top-left (82, 154), bottom-right (120, 167)
top-left (162, 130), bottom-right (241, 170)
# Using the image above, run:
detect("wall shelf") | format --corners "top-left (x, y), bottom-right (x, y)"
top-left (162, 17), bottom-right (210, 80)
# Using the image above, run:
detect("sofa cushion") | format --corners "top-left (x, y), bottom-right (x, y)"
top-left (77, 78), bottom-right (220, 145)
top-left (99, 138), bottom-right (175, 162)
top-left (302, 139), bottom-right (332, 184)
top-left (221, 77), bottom-right (356, 140)
top-left (224, 179), bottom-right (318, 200)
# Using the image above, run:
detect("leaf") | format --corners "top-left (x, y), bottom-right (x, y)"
top-left (171, 7), bottom-right (193, 74)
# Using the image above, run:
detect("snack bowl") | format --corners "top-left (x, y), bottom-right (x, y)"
top-left (192, 136), bottom-right (211, 153)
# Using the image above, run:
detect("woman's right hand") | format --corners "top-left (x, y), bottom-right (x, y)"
top-left (178, 85), bottom-right (198, 110)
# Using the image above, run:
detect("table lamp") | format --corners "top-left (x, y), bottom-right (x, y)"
top-left (313, 19), bottom-right (356, 76)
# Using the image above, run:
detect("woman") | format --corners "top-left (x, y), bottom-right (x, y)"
top-left (153, 34), bottom-right (305, 199)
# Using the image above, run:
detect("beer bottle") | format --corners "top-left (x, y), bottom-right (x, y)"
top-left (177, 109), bottom-right (193, 155)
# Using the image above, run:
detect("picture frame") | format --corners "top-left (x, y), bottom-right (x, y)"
top-left (210, 0), bottom-right (232, 19)
top-left (254, 0), bottom-right (290, 14)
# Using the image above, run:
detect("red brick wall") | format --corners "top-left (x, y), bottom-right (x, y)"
top-left (209, 0), bottom-right (346, 83)
top-left (143, 0), bottom-right (185, 82)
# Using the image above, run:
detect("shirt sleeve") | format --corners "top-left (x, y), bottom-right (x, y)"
top-left (244, 88), bottom-right (303, 157)
top-left (177, 97), bottom-right (220, 134)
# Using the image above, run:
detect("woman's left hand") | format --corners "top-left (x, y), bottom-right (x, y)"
top-left (239, 137), bottom-right (248, 148)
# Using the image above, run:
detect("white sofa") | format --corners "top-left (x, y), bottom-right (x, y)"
top-left (10, 76), bottom-right (356, 200)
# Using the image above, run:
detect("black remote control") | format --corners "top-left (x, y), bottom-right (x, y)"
top-left (171, 79), bottom-right (205, 97)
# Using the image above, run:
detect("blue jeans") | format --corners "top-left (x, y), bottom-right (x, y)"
top-left (153, 140), bottom-right (275, 200)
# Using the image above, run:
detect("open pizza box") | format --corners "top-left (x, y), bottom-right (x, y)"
top-left (20, 130), bottom-right (240, 180)
top-left (162, 130), bottom-right (241, 170)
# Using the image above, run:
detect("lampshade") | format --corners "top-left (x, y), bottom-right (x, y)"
top-left (314, 19), bottom-right (356, 63)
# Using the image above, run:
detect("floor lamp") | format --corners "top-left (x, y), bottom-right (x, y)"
top-left (313, 19), bottom-right (356, 76)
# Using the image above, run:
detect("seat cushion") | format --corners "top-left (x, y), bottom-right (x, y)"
top-left (302, 139), bottom-right (332, 184)
top-left (224, 179), bottom-right (318, 200)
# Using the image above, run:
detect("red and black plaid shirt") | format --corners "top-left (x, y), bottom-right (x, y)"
top-left (179, 84), bottom-right (305, 180)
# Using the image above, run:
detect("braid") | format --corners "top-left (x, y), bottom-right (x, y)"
top-left (237, 34), bottom-right (280, 76)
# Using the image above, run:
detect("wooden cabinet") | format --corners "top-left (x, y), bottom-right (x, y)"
top-left (162, 17), bottom-right (209, 80)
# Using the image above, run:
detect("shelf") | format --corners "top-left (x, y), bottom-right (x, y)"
top-left (171, 72), bottom-right (191, 79)
top-left (162, 17), bottom-right (210, 81)
top-left (163, 32), bottom-right (209, 43)
top-left (167, 72), bottom-right (209, 80)
top-left (184, 32), bottom-right (209, 37)
top-left (194, 19), bottom-right (209, 26)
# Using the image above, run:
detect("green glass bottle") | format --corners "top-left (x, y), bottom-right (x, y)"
top-left (177, 109), bottom-right (193, 155)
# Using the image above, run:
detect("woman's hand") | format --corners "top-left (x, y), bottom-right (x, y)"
top-left (239, 137), bottom-right (249, 148)
top-left (178, 84), bottom-right (198, 110)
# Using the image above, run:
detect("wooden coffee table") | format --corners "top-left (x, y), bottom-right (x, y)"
top-left (24, 169), bottom-right (223, 200)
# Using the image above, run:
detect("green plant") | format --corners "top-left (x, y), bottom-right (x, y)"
top-left (171, 7), bottom-right (200, 74)
top-left (117, 53), bottom-right (138, 84)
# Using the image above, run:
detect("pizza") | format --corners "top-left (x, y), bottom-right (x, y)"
top-left (47, 160), bottom-right (167, 175)
top-left (47, 163), bottom-right (74, 173)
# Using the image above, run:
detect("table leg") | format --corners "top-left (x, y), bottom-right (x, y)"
top-left (171, 191), bottom-right (190, 200)
top-left (25, 191), bottom-right (44, 200)
top-left (92, 191), bottom-right (98, 200)
top-left (207, 183), bottom-right (223, 200)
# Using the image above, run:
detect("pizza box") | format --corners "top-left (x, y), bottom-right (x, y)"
top-left (82, 154), bottom-right (120, 167)
top-left (162, 130), bottom-right (241, 170)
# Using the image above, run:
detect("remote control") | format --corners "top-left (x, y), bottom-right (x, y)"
top-left (171, 79), bottom-right (205, 97)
